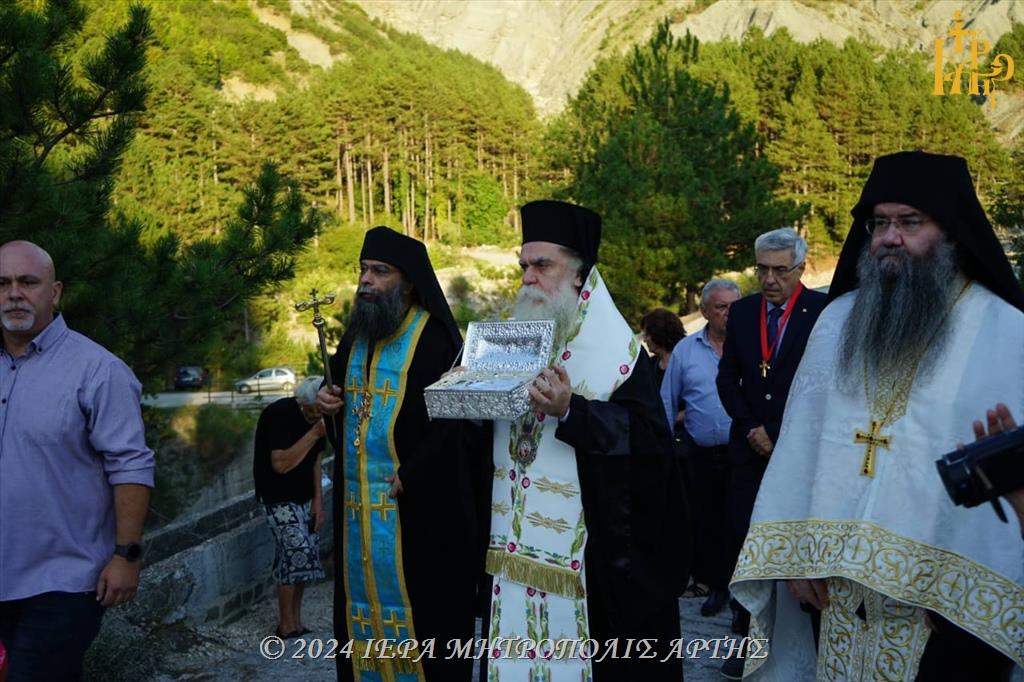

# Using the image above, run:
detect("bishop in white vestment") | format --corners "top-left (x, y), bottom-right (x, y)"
top-left (483, 200), bottom-right (689, 682)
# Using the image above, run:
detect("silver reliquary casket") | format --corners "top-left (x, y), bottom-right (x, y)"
top-left (424, 319), bottom-right (555, 420)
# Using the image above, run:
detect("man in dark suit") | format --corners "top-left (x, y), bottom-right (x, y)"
top-left (715, 227), bottom-right (826, 679)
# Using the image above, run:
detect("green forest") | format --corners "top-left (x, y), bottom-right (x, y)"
top-left (3, 0), bottom-right (1022, 388)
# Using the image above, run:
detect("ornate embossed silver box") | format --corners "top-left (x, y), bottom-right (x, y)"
top-left (424, 320), bottom-right (555, 420)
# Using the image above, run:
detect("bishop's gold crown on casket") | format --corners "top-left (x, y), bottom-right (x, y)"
top-left (424, 319), bottom-right (555, 420)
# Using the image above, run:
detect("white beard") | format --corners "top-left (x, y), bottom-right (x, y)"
top-left (1, 309), bottom-right (35, 332)
top-left (512, 278), bottom-right (579, 346)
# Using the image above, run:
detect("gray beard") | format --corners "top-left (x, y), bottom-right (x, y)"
top-left (1, 309), bottom-right (35, 332)
top-left (512, 279), bottom-right (579, 347)
top-left (349, 285), bottom-right (407, 341)
top-left (836, 240), bottom-right (959, 392)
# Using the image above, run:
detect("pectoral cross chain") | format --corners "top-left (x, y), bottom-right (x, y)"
top-left (349, 380), bottom-right (373, 448)
top-left (353, 391), bottom-right (373, 422)
top-left (854, 420), bottom-right (892, 478)
top-left (352, 387), bottom-right (372, 446)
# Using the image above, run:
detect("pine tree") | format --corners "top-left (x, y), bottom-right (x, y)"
top-left (993, 140), bottom-right (1024, 280)
top-left (567, 21), bottom-right (801, 318)
top-left (0, 0), bottom-right (318, 385)
top-left (770, 95), bottom-right (845, 256)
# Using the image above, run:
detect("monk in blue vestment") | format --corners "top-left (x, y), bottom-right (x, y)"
top-left (317, 226), bottom-right (481, 682)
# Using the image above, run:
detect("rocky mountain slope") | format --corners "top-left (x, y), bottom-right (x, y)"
top-left (344, 0), bottom-right (1023, 135)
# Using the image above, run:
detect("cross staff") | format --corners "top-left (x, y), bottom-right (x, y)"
top-left (295, 288), bottom-right (337, 385)
top-left (295, 288), bottom-right (339, 444)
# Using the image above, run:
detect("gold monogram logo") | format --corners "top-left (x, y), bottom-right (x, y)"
top-left (933, 10), bottom-right (1015, 107)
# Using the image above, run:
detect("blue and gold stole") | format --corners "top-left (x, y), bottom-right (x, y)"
top-left (342, 305), bottom-right (429, 681)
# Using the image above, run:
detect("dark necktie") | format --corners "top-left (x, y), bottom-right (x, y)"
top-left (767, 306), bottom-right (783, 349)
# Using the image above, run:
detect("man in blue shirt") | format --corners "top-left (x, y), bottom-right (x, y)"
top-left (661, 279), bottom-right (739, 619)
top-left (0, 241), bottom-right (154, 681)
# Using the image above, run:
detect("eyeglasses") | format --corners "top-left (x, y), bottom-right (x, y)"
top-left (864, 216), bottom-right (928, 235)
top-left (755, 262), bottom-right (803, 278)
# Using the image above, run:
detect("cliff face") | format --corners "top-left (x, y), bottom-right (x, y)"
top-left (349, 0), bottom-right (1023, 120)
top-left (350, 0), bottom-right (684, 116)
top-left (677, 0), bottom-right (1023, 51)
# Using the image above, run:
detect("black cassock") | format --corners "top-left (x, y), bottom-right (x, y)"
top-left (328, 316), bottom-right (482, 682)
top-left (477, 351), bottom-right (692, 682)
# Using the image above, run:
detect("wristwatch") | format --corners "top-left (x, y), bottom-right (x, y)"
top-left (114, 543), bottom-right (143, 562)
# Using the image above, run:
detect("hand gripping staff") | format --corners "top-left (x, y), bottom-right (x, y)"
top-left (295, 288), bottom-right (341, 450)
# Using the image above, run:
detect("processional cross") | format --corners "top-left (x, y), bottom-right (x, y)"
top-left (295, 288), bottom-right (340, 441)
top-left (295, 288), bottom-right (337, 386)
top-left (854, 419), bottom-right (892, 478)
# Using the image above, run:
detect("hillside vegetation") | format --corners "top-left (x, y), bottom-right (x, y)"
top-left (5, 0), bottom-right (1022, 385)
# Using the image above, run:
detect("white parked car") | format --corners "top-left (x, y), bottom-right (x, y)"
top-left (234, 367), bottom-right (297, 394)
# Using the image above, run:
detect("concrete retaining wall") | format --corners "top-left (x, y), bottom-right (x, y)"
top-left (143, 485), bottom-right (334, 625)
top-left (84, 462), bottom-right (335, 678)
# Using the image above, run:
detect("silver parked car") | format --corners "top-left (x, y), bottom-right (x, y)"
top-left (234, 367), bottom-right (297, 394)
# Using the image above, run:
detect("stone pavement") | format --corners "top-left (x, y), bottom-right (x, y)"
top-left (149, 581), bottom-right (735, 681)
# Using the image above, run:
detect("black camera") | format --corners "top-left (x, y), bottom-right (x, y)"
top-left (935, 424), bottom-right (1024, 511)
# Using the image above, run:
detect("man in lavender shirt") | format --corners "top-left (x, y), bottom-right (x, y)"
top-left (0, 241), bottom-right (155, 681)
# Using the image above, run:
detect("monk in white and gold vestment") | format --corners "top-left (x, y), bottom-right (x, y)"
top-left (731, 152), bottom-right (1024, 681)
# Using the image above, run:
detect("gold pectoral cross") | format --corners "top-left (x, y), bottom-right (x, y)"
top-left (352, 393), bottom-right (372, 447)
top-left (347, 377), bottom-right (373, 447)
top-left (854, 420), bottom-right (892, 478)
top-left (759, 360), bottom-right (771, 378)
top-left (352, 391), bottom-right (373, 422)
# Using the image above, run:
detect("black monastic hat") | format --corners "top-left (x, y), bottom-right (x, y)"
top-left (359, 226), bottom-right (461, 346)
top-left (521, 200), bottom-right (602, 273)
top-left (827, 151), bottom-right (1024, 312)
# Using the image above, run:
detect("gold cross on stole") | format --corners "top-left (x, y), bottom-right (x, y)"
top-left (352, 605), bottom-right (372, 637)
top-left (344, 375), bottom-right (364, 403)
top-left (344, 491), bottom-right (360, 520)
top-left (759, 360), bottom-right (770, 378)
top-left (370, 491), bottom-right (396, 522)
top-left (854, 420), bottom-right (892, 478)
top-left (374, 379), bottom-right (399, 408)
top-left (381, 609), bottom-right (407, 638)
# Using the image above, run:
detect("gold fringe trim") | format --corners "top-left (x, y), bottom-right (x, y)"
top-left (733, 518), bottom-right (1024, 668)
top-left (486, 549), bottom-right (584, 599)
top-left (351, 639), bottom-right (422, 674)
